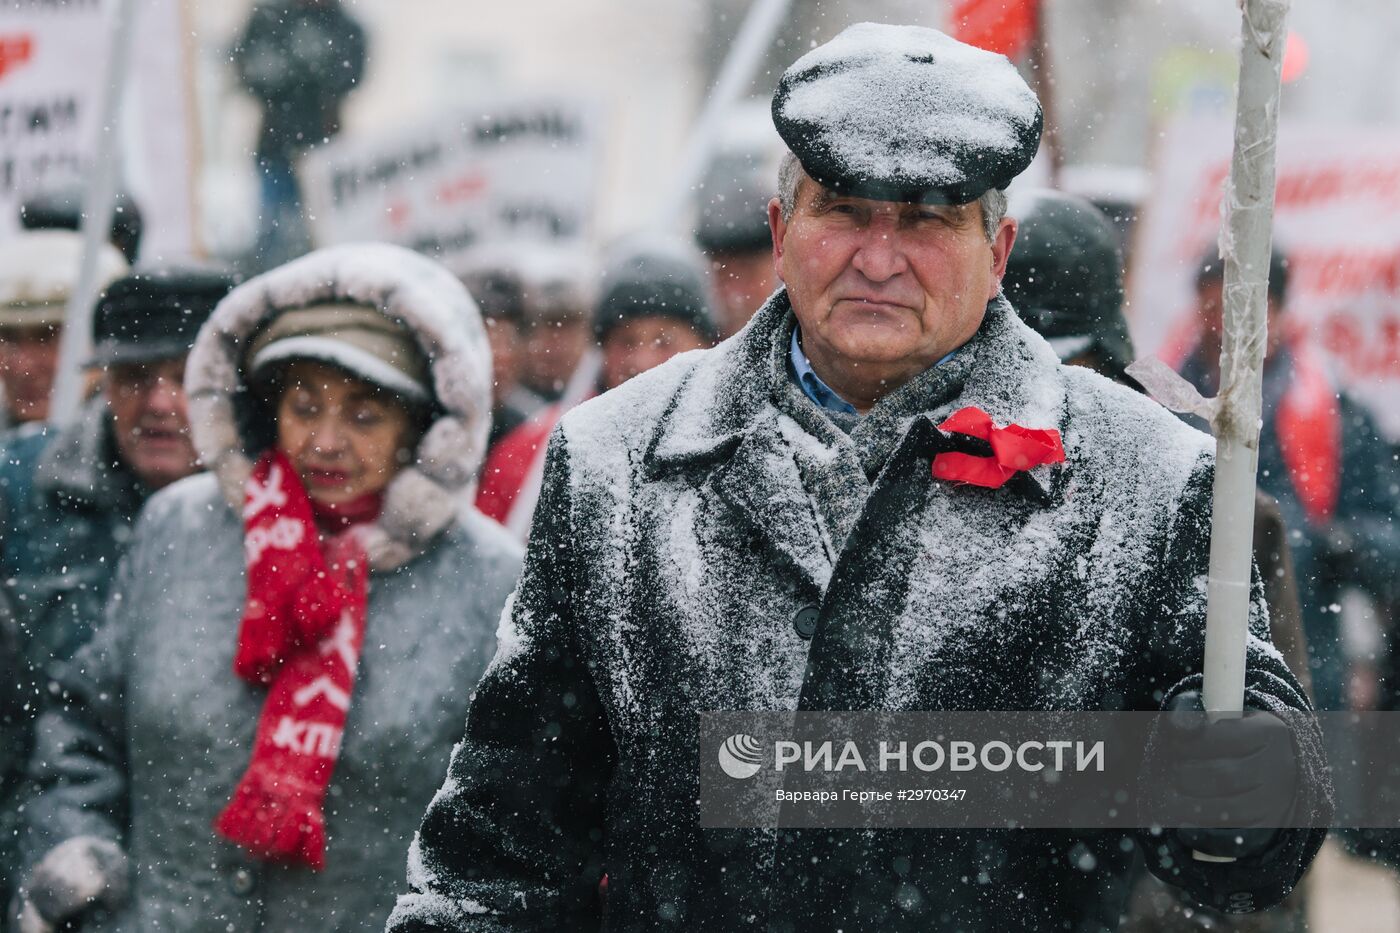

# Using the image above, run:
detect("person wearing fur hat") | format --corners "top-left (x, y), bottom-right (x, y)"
top-left (474, 239), bottom-right (716, 538)
top-left (14, 244), bottom-right (521, 933)
top-left (0, 230), bottom-right (128, 427)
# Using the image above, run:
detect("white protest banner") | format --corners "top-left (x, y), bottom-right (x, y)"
top-left (1131, 116), bottom-right (1400, 440)
top-left (0, 0), bottom-right (108, 233)
top-left (0, 0), bottom-right (196, 254)
top-left (299, 96), bottom-right (601, 264)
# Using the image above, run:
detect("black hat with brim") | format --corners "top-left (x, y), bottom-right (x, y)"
top-left (773, 22), bottom-right (1042, 205)
top-left (90, 264), bottom-right (239, 367)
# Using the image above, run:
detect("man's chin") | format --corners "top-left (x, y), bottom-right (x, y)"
top-left (130, 453), bottom-right (198, 490)
top-left (821, 327), bottom-right (924, 366)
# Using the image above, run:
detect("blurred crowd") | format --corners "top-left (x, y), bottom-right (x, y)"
top-left (0, 2), bottom-right (1396, 932)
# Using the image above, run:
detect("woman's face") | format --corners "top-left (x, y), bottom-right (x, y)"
top-left (275, 360), bottom-right (417, 505)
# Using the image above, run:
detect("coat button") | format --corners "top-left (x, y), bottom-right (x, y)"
top-left (793, 605), bottom-right (820, 640)
top-left (230, 868), bottom-right (256, 897)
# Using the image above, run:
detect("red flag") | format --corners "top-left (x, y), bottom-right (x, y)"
top-left (0, 35), bottom-right (34, 81)
top-left (949, 0), bottom-right (1038, 60)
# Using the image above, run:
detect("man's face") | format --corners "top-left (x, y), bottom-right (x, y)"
top-left (483, 316), bottom-right (523, 406)
top-left (105, 356), bottom-right (199, 491)
top-left (707, 248), bottom-right (778, 339)
top-left (1194, 277), bottom-right (1285, 358)
top-left (0, 322), bottom-right (62, 423)
top-left (600, 317), bottom-right (709, 392)
top-left (522, 316), bottom-right (593, 396)
top-left (768, 176), bottom-right (1015, 376)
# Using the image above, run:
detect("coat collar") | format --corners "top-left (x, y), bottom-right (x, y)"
top-left (34, 398), bottom-right (145, 516)
top-left (645, 289), bottom-right (1070, 501)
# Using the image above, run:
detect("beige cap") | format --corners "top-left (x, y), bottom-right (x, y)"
top-left (0, 230), bottom-right (128, 327)
top-left (246, 304), bottom-right (431, 401)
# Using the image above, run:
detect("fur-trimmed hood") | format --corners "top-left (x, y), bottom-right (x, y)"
top-left (185, 243), bottom-right (492, 571)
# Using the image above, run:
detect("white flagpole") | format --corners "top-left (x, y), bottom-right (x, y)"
top-left (49, 0), bottom-right (141, 427)
top-left (1192, 0), bottom-right (1291, 864)
top-left (1201, 0), bottom-right (1291, 714)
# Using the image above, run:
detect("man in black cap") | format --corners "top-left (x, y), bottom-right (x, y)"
top-left (0, 265), bottom-right (235, 917)
top-left (390, 24), bottom-right (1327, 933)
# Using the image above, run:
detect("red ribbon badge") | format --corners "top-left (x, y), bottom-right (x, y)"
top-left (932, 406), bottom-right (1065, 489)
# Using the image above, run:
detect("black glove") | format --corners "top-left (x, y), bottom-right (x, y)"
top-left (1155, 690), bottom-right (1299, 860)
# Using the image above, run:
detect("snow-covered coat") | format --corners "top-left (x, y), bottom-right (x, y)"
top-left (20, 245), bottom-right (522, 933)
top-left (388, 292), bottom-right (1329, 933)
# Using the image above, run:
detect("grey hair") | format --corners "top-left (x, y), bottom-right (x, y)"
top-left (777, 150), bottom-right (1007, 242)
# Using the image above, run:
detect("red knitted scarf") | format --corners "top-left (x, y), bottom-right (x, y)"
top-left (214, 448), bottom-right (380, 869)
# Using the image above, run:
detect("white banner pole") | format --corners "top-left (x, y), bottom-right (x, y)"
top-left (48, 0), bottom-right (141, 427)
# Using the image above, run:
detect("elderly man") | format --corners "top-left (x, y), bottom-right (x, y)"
top-left (389, 24), bottom-right (1327, 933)
top-left (0, 265), bottom-right (236, 921)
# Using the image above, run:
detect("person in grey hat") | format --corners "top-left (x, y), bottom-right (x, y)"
top-left (695, 148), bottom-right (781, 339)
top-left (390, 23), bottom-right (1326, 933)
top-left (458, 262), bottom-right (546, 449)
top-left (0, 263), bottom-right (235, 926)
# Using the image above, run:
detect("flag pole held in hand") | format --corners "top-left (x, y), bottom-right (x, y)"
top-left (1125, 0), bottom-right (1292, 865)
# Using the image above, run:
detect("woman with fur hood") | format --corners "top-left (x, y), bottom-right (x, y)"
top-left (13, 244), bottom-right (522, 933)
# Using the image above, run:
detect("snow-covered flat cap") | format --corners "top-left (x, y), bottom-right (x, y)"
top-left (772, 22), bottom-right (1043, 205)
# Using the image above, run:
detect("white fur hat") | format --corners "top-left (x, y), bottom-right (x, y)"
top-left (185, 243), bottom-right (493, 570)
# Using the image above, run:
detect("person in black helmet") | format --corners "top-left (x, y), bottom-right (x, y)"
top-left (19, 187), bottom-right (145, 265)
top-left (1002, 189), bottom-right (1134, 381)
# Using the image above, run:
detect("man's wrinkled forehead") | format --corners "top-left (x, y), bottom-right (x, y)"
top-left (802, 177), bottom-right (979, 220)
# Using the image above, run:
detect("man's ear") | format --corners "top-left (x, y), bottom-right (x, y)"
top-left (767, 197), bottom-right (787, 285)
top-left (987, 217), bottom-right (1018, 301)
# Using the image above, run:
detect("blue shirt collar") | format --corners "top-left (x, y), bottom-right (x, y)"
top-left (789, 326), bottom-right (959, 416)
top-left (790, 326), bottom-right (858, 416)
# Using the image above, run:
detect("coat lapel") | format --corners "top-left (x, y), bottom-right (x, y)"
top-left (704, 411), bottom-right (835, 596)
top-left (646, 291), bottom-right (833, 600)
top-left (796, 298), bottom-right (1078, 711)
